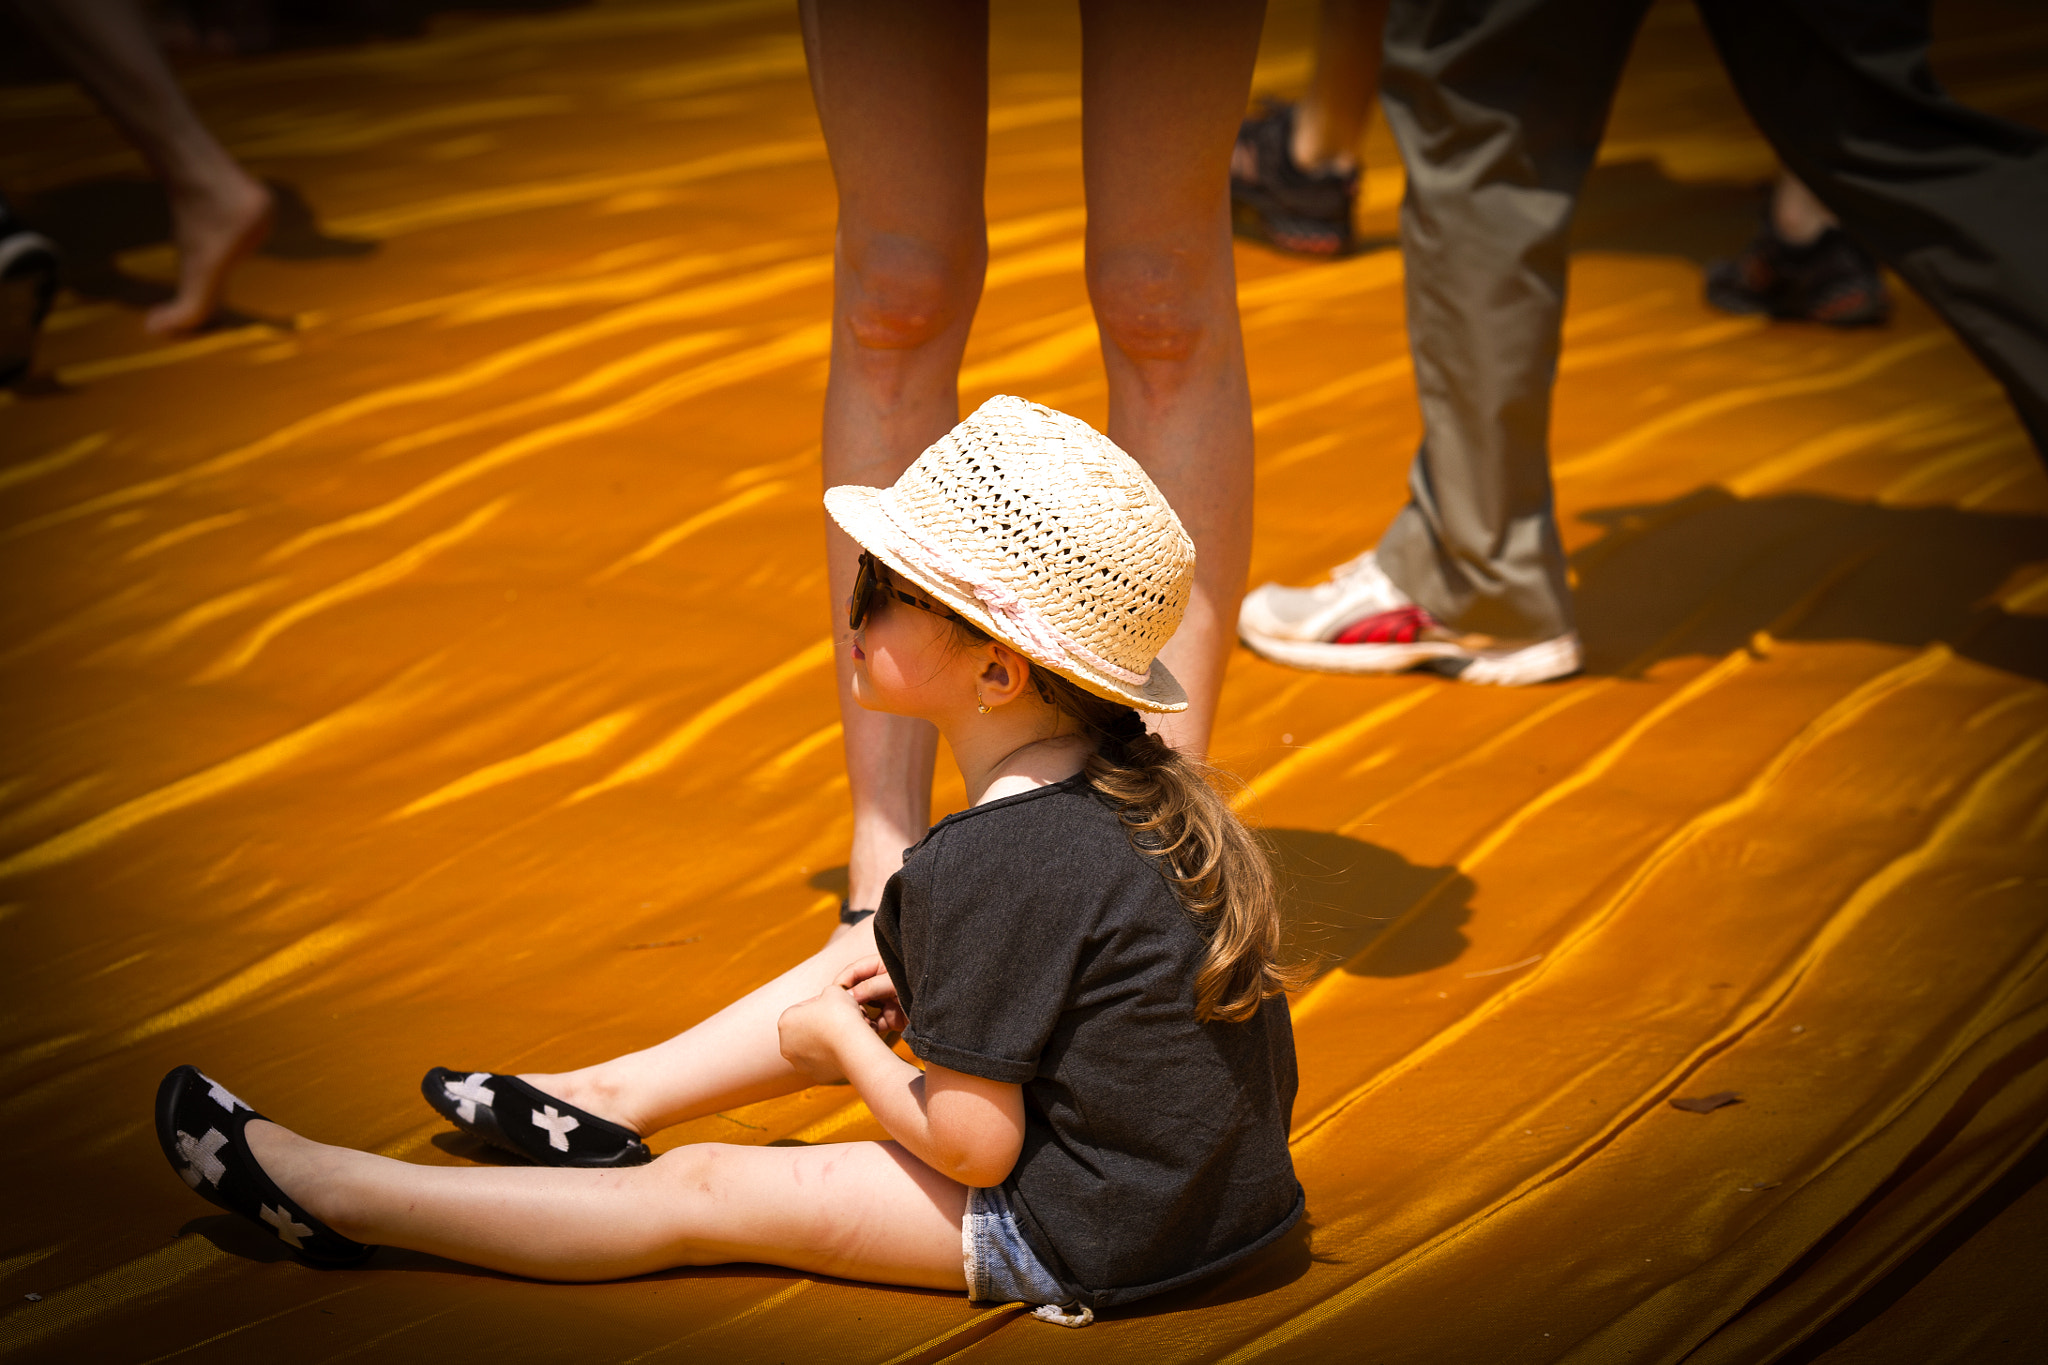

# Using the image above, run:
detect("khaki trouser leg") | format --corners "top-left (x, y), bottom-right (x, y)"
top-left (1374, 0), bottom-right (1650, 641)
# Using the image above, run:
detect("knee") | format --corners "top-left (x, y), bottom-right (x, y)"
top-left (647, 1142), bottom-right (721, 1193)
top-left (1088, 245), bottom-right (1215, 368)
top-left (839, 230), bottom-right (981, 353)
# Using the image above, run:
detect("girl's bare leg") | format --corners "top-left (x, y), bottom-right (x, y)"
top-left (246, 1121), bottom-right (968, 1287)
top-left (523, 919), bottom-right (880, 1136)
top-left (12, 0), bottom-right (272, 335)
top-left (800, 0), bottom-right (992, 918)
top-left (1080, 0), bottom-right (1266, 754)
top-left (1292, 0), bottom-right (1390, 174)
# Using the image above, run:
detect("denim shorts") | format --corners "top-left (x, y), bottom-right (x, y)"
top-left (962, 1184), bottom-right (1094, 1327)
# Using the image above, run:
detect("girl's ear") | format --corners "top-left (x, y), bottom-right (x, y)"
top-left (978, 644), bottom-right (1034, 708)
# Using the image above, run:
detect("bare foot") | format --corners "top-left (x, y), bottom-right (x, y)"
top-left (146, 169), bottom-right (272, 336)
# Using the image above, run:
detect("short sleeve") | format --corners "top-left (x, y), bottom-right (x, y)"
top-left (899, 804), bottom-right (1100, 1085)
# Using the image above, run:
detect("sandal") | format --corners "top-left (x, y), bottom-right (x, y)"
top-left (1229, 100), bottom-right (1359, 259)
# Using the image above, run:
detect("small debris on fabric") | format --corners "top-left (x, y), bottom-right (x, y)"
top-left (1791, 1025), bottom-right (1805, 1033)
top-left (1669, 1091), bottom-right (1742, 1113)
top-left (23, 1293), bottom-right (41, 1302)
top-left (1737, 1182), bottom-right (1782, 1193)
top-left (1464, 954), bottom-right (1542, 979)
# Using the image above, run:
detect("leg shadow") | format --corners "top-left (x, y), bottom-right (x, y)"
top-left (1570, 488), bottom-right (2048, 684)
top-left (13, 175), bottom-right (375, 323)
top-left (1568, 156), bottom-right (1766, 266)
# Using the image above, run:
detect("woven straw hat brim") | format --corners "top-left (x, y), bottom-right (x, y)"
top-left (825, 484), bottom-right (1188, 713)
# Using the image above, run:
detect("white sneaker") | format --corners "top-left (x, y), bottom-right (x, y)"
top-left (1238, 550), bottom-right (1582, 685)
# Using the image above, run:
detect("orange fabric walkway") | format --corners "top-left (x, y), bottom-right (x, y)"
top-left (2, 2), bottom-right (2045, 1361)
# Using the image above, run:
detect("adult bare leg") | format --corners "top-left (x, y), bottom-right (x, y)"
top-left (801, 0), bottom-right (991, 919)
top-left (526, 8), bottom-right (989, 1126)
top-left (1080, 0), bottom-right (1266, 754)
top-left (1293, 0), bottom-right (1391, 175)
top-left (1769, 171), bottom-right (1838, 248)
top-left (523, 919), bottom-right (881, 1137)
top-left (247, 1120), bottom-right (968, 1286)
top-left (12, 0), bottom-right (271, 335)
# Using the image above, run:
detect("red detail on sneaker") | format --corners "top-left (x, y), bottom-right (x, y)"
top-left (1332, 605), bottom-right (1439, 645)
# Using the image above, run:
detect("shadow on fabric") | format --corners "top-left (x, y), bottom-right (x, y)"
top-left (820, 836), bottom-right (1473, 984)
top-left (14, 175), bottom-right (375, 325)
top-left (1571, 488), bottom-right (2048, 684)
top-left (1568, 156), bottom-right (1769, 266)
top-left (1265, 828), bottom-right (1474, 982)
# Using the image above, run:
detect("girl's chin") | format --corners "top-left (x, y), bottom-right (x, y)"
top-left (849, 681), bottom-right (927, 719)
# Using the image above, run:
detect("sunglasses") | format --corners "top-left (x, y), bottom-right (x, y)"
top-left (849, 551), bottom-right (966, 631)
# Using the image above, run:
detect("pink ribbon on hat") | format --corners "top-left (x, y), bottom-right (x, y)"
top-left (879, 499), bottom-right (1154, 689)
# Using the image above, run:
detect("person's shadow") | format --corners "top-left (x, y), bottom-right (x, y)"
top-left (1568, 155), bottom-right (1767, 265)
top-left (13, 176), bottom-right (375, 329)
top-left (813, 832), bottom-right (1475, 983)
top-left (1266, 827), bottom-right (1474, 981)
top-left (1570, 488), bottom-right (2048, 683)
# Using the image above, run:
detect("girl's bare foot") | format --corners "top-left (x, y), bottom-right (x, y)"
top-left (146, 169), bottom-right (271, 336)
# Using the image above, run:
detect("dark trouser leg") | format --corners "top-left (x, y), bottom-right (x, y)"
top-left (1376, 0), bottom-right (1650, 641)
top-left (1698, 0), bottom-right (2048, 459)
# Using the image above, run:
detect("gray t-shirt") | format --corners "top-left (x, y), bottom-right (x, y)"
top-left (874, 774), bottom-right (1303, 1310)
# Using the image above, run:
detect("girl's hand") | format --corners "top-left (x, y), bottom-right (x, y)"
top-left (777, 984), bottom-right (871, 1084)
top-left (835, 955), bottom-right (907, 1036)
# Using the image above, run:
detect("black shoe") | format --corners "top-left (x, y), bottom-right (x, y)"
top-left (154, 1065), bottom-right (374, 1266)
top-left (1230, 100), bottom-right (1359, 258)
top-left (421, 1068), bottom-right (653, 1168)
top-left (0, 224), bottom-right (59, 388)
top-left (1705, 218), bottom-right (1891, 327)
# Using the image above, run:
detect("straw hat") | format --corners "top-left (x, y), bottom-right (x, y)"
top-left (824, 395), bottom-right (1194, 712)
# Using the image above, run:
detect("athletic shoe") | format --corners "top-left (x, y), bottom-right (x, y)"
top-left (421, 1067), bottom-right (653, 1168)
top-left (1230, 100), bottom-right (1358, 258)
top-left (1239, 550), bottom-right (1582, 686)
top-left (1705, 222), bottom-right (1890, 327)
top-left (154, 1064), bottom-right (374, 1265)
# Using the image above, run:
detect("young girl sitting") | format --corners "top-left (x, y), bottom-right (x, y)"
top-left (155, 395), bottom-right (1303, 1324)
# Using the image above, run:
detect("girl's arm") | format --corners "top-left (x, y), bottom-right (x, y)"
top-left (778, 978), bottom-right (1024, 1188)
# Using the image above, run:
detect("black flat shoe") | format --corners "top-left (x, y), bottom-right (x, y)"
top-left (154, 1065), bottom-right (373, 1266)
top-left (421, 1068), bottom-right (653, 1168)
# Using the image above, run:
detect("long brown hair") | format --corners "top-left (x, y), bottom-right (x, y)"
top-left (951, 619), bottom-right (1300, 1022)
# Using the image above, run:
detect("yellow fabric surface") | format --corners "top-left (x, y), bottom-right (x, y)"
top-left (2, 1), bottom-right (2045, 1361)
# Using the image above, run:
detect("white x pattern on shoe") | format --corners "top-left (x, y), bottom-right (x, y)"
top-left (532, 1104), bottom-right (579, 1151)
top-left (261, 1203), bottom-right (313, 1249)
top-left (176, 1127), bottom-right (228, 1189)
top-left (206, 1078), bottom-right (248, 1113)
top-left (444, 1072), bottom-right (495, 1123)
